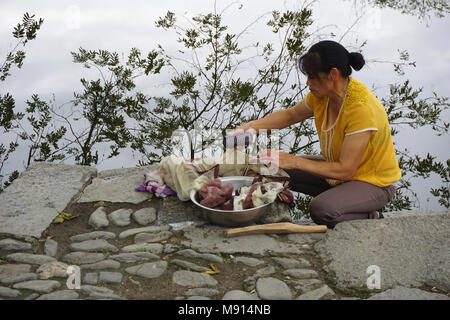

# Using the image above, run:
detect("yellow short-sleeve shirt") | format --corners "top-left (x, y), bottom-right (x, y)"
top-left (305, 77), bottom-right (401, 187)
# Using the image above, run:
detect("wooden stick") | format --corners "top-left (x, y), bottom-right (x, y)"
top-left (224, 222), bottom-right (327, 238)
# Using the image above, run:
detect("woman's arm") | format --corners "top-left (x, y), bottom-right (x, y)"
top-left (263, 130), bottom-right (375, 181)
top-left (230, 98), bottom-right (313, 134)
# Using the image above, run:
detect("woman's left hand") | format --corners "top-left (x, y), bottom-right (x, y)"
top-left (258, 149), bottom-right (297, 170)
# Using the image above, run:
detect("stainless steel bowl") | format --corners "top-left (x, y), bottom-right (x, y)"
top-left (190, 176), bottom-right (271, 227)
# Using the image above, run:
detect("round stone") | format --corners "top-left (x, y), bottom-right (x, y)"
top-left (0, 238), bottom-right (32, 251)
top-left (99, 272), bottom-right (123, 284)
top-left (36, 261), bottom-right (70, 279)
top-left (134, 231), bottom-right (173, 244)
top-left (44, 239), bottom-right (58, 257)
top-left (172, 270), bottom-right (218, 288)
top-left (109, 252), bottom-right (159, 263)
top-left (132, 208), bottom-right (157, 225)
top-left (0, 264), bottom-right (32, 280)
top-left (125, 261), bottom-right (168, 279)
top-left (256, 277), bottom-right (292, 300)
top-left (77, 285), bottom-right (115, 296)
top-left (0, 273), bottom-right (38, 285)
top-left (282, 269), bottom-right (319, 279)
top-left (223, 290), bottom-right (260, 300)
top-left (83, 272), bottom-right (98, 285)
top-left (88, 207), bottom-right (109, 229)
top-left (171, 259), bottom-right (210, 272)
top-left (69, 231), bottom-right (116, 242)
top-left (69, 239), bottom-right (118, 253)
top-left (120, 243), bottom-right (163, 254)
top-left (80, 260), bottom-right (121, 270)
top-left (108, 209), bottom-right (132, 227)
top-left (185, 288), bottom-right (219, 297)
top-left (13, 280), bottom-right (61, 293)
top-left (295, 285), bottom-right (335, 300)
top-left (272, 257), bottom-right (311, 269)
top-left (0, 286), bottom-right (21, 298)
top-left (6, 253), bottom-right (56, 265)
top-left (62, 252), bottom-right (105, 265)
top-left (118, 225), bottom-right (171, 239)
top-left (37, 290), bottom-right (79, 300)
top-left (233, 256), bottom-right (265, 267)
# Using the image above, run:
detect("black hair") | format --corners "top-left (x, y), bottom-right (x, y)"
top-left (298, 40), bottom-right (365, 79)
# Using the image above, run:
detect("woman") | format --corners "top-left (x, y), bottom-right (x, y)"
top-left (232, 40), bottom-right (401, 228)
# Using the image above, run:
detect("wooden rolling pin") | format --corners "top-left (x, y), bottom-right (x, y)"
top-left (224, 222), bottom-right (327, 238)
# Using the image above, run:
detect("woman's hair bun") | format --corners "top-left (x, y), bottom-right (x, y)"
top-left (349, 52), bottom-right (365, 71)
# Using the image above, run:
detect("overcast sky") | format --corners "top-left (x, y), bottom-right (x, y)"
top-left (1, 0), bottom-right (449, 209)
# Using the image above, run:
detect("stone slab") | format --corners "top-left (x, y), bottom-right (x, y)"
top-left (181, 225), bottom-right (306, 255)
top-left (315, 211), bottom-right (450, 292)
top-left (77, 166), bottom-right (156, 204)
top-left (368, 286), bottom-right (450, 300)
top-left (0, 162), bottom-right (97, 238)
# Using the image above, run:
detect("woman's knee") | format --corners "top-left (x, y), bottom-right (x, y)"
top-left (309, 197), bottom-right (335, 225)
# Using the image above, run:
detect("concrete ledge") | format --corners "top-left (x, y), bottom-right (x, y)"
top-left (315, 210), bottom-right (450, 293)
top-left (0, 162), bottom-right (97, 238)
top-left (77, 166), bottom-right (157, 204)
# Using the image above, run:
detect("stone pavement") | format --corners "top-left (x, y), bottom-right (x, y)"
top-left (0, 163), bottom-right (449, 300)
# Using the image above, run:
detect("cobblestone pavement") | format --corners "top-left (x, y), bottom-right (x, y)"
top-left (0, 200), bottom-right (343, 300)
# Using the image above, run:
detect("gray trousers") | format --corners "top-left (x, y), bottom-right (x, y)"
top-left (284, 155), bottom-right (397, 228)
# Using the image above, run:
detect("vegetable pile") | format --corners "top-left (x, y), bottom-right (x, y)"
top-left (196, 177), bottom-right (294, 211)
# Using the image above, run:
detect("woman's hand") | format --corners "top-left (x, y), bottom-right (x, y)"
top-left (227, 121), bottom-right (257, 137)
top-left (258, 149), bottom-right (298, 170)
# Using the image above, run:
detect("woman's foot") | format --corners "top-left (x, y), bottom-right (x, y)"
top-left (369, 211), bottom-right (384, 219)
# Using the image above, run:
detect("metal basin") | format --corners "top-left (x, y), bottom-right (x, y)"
top-left (190, 176), bottom-right (270, 227)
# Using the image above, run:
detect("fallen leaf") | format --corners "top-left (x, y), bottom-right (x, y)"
top-left (60, 212), bottom-right (79, 220)
top-left (93, 201), bottom-right (105, 207)
top-left (52, 212), bottom-right (79, 224)
top-left (52, 216), bottom-right (64, 224)
top-left (203, 264), bottom-right (220, 275)
top-left (162, 255), bottom-right (169, 261)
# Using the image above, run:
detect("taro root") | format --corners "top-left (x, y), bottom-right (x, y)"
top-left (199, 178), bottom-right (222, 200)
top-left (242, 182), bottom-right (261, 209)
top-left (199, 181), bottom-right (234, 209)
top-left (220, 197), bottom-right (234, 210)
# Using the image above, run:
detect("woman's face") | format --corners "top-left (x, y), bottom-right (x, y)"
top-left (306, 72), bottom-right (334, 99)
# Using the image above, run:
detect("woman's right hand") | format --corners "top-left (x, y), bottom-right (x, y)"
top-left (227, 121), bottom-right (257, 137)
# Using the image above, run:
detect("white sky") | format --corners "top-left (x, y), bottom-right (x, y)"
top-left (1, 0), bottom-right (449, 209)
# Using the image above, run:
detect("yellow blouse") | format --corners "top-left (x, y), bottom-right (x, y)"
top-left (305, 77), bottom-right (401, 187)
